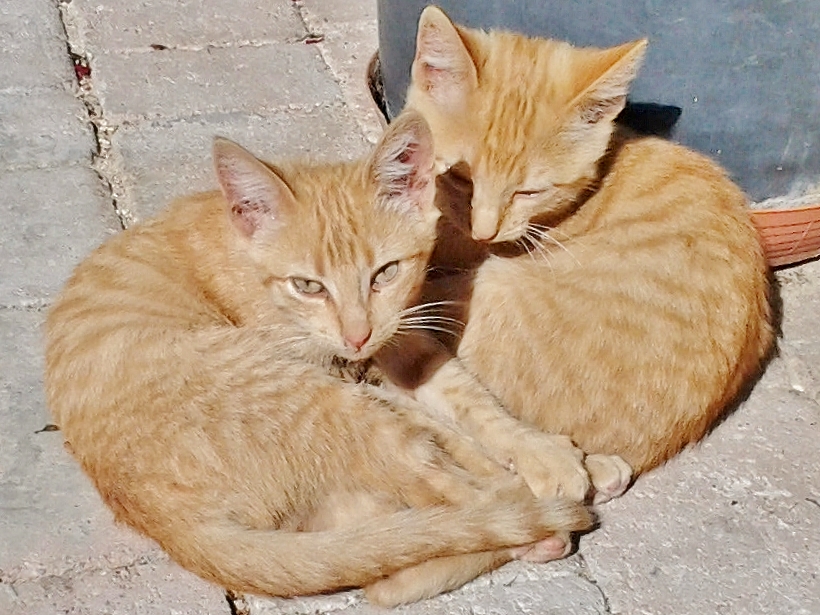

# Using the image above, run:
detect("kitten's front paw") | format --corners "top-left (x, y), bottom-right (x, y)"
top-left (585, 454), bottom-right (633, 504)
top-left (512, 432), bottom-right (590, 502)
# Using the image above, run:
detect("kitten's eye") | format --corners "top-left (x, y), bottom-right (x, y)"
top-left (372, 261), bottom-right (399, 288)
top-left (514, 189), bottom-right (546, 198)
top-left (291, 277), bottom-right (326, 295)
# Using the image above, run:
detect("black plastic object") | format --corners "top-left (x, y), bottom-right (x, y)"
top-left (376, 0), bottom-right (820, 201)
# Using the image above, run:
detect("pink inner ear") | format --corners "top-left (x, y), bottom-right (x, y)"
top-left (413, 11), bottom-right (476, 107)
top-left (373, 115), bottom-right (435, 215)
top-left (230, 199), bottom-right (264, 237)
top-left (419, 62), bottom-right (456, 93)
top-left (214, 141), bottom-right (286, 238)
top-left (394, 145), bottom-right (429, 199)
top-left (219, 166), bottom-right (269, 237)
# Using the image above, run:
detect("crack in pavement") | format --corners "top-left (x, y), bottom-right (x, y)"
top-left (55, 0), bottom-right (131, 229)
top-left (291, 0), bottom-right (382, 145)
top-left (0, 303), bottom-right (50, 312)
top-left (576, 553), bottom-right (614, 615)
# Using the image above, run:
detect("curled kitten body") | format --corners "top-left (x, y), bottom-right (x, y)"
top-left (45, 113), bottom-right (591, 604)
top-left (403, 7), bottom-right (774, 477)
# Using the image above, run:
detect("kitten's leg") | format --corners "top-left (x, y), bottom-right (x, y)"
top-left (362, 383), bottom-right (579, 591)
top-left (362, 382), bottom-right (534, 505)
top-left (414, 358), bottom-right (592, 502)
top-left (391, 356), bottom-right (631, 505)
top-left (401, 403), bottom-right (580, 562)
top-left (585, 454), bottom-right (633, 504)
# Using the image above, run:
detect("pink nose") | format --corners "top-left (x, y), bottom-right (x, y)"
top-left (344, 329), bottom-right (372, 351)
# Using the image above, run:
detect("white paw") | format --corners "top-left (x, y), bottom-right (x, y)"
top-left (585, 454), bottom-right (633, 504)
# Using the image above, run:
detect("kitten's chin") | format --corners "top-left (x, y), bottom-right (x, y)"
top-left (337, 345), bottom-right (376, 363)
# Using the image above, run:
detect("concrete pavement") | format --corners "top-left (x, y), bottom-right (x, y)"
top-left (1, 0), bottom-right (818, 613)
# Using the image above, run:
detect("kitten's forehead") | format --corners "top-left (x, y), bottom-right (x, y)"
top-left (288, 164), bottom-right (373, 268)
top-left (280, 161), bottom-right (418, 273)
top-left (465, 33), bottom-right (571, 181)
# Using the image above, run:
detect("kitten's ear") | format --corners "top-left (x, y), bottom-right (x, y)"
top-left (569, 39), bottom-right (648, 130)
top-left (371, 111), bottom-right (437, 217)
top-left (411, 6), bottom-right (478, 111)
top-left (212, 138), bottom-right (294, 238)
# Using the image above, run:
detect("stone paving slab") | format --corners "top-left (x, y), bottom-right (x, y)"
top-left (4, 549), bottom-right (228, 615)
top-left (69, 0), bottom-right (305, 51)
top-left (778, 264), bottom-right (820, 403)
top-left (90, 43), bottom-right (340, 121)
top-left (299, 0), bottom-right (384, 143)
top-left (0, 166), bottom-right (120, 307)
top-left (0, 89), bottom-right (94, 171)
top-left (300, 0), bottom-right (378, 25)
top-left (301, 18), bottom-right (385, 144)
top-left (0, 0), bottom-right (75, 92)
top-left (112, 105), bottom-right (371, 221)
top-left (249, 557), bottom-right (610, 615)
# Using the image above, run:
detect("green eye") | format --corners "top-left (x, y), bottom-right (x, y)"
top-left (291, 277), bottom-right (325, 295)
top-left (372, 261), bottom-right (399, 288)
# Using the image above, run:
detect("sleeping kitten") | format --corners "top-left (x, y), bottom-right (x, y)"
top-left (402, 7), bottom-right (774, 480)
top-left (44, 112), bottom-right (592, 605)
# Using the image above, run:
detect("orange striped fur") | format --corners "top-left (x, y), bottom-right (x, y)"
top-left (405, 7), bottom-right (775, 476)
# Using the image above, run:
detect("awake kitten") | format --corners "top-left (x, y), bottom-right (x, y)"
top-left (402, 7), bottom-right (774, 481)
top-left (44, 112), bottom-right (592, 605)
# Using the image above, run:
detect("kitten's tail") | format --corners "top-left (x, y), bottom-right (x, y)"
top-left (164, 498), bottom-right (591, 598)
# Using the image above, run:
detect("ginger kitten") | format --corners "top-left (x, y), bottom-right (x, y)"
top-left (403, 7), bottom-right (775, 477)
top-left (44, 112), bottom-right (592, 605)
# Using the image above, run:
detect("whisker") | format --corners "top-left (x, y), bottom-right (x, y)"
top-left (529, 222), bottom-right (568, 236)
top-left (516, 237), bottom-right (537, 262)
top-left (523, 228), bottom-right (555, 269)
top-left (527, 224), bottom-right (580, 265)
top-left (400, 300), bottom-right (461, 316)
top-left (401, 315), bottom-right (465, 327)
top-left (426, 265), bottom-right (475, 275)
top-left (397, 324), bottom-right (461, 338)
top-left (529, 222), bottom-right (587, 250)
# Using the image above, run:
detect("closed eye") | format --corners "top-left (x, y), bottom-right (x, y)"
top-left (514, 189), bottom-right (547, 197)
top-left (372, 261), bottom-right (399, 289)
top-left (291, 277), bottom-right (326, 296)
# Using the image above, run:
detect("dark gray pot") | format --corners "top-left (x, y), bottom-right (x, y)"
top-left (377, 0), bottom-right (820, 202)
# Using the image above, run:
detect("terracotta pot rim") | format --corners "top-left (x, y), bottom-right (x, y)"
top-left (750, 203), bottom-right (820, 217)
top-left (750, 203), bottom-right (820, 267)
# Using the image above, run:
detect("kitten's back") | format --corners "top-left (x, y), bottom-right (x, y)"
top-left (458, 136), bottom-right (773, 472)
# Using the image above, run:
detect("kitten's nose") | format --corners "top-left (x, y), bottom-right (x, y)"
top-left (471, 206), bottom-right (500, 241)
top-left (344, 328), bottom-right (372, 351)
